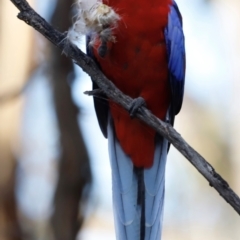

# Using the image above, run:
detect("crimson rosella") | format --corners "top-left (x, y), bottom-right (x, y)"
top-left (70, 0), bottom-right (185, 239)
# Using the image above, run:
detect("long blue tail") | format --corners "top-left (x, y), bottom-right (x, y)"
top-left (108, 116), bottom-right (168, 240)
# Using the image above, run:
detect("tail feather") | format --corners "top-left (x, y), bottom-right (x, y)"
top-left (144, 136), bottom-right (167, 234)
top-left (108, 115), bottom-right (168, 240)
top-left (108, 116), bottom-right (138, 229)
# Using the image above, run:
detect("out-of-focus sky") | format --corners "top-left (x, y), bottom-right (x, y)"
top-left (13, 0), bottom-right (240, 239)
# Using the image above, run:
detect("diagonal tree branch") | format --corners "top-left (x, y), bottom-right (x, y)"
top-left (9, 0), bottom-right (240, 215)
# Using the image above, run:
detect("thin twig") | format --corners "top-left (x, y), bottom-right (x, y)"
top-left (9, 0), bottom-right (240, 215)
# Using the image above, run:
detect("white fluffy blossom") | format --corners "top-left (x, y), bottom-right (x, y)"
top-left (68, 0), bottom-right (120, 44)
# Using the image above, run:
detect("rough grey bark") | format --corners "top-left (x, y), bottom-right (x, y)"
top-left (9, 0), bottom-right (240, 216)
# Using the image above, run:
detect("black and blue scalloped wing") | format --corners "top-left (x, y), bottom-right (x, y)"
top-left (86, 36), bottom-right (109, 138)
top-left (165, 1), bottom-right (186, 117)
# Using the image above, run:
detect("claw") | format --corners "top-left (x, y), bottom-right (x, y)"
top-left (129, 97), bottom-right (146, 118)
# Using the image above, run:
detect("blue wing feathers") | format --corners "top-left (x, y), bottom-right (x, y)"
top-left (86, 36), bottom-right (109, 138)
top-left (165, 1), bottom-right (186, 115)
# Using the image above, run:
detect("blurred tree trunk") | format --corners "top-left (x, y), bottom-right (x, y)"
top-left (0, 1), bottom-right (35, 240)
top-left (49, 1), bottom-right (92, 240)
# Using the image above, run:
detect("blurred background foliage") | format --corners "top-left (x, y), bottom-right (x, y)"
top-left (1, 0), bottom-right (240, 239)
